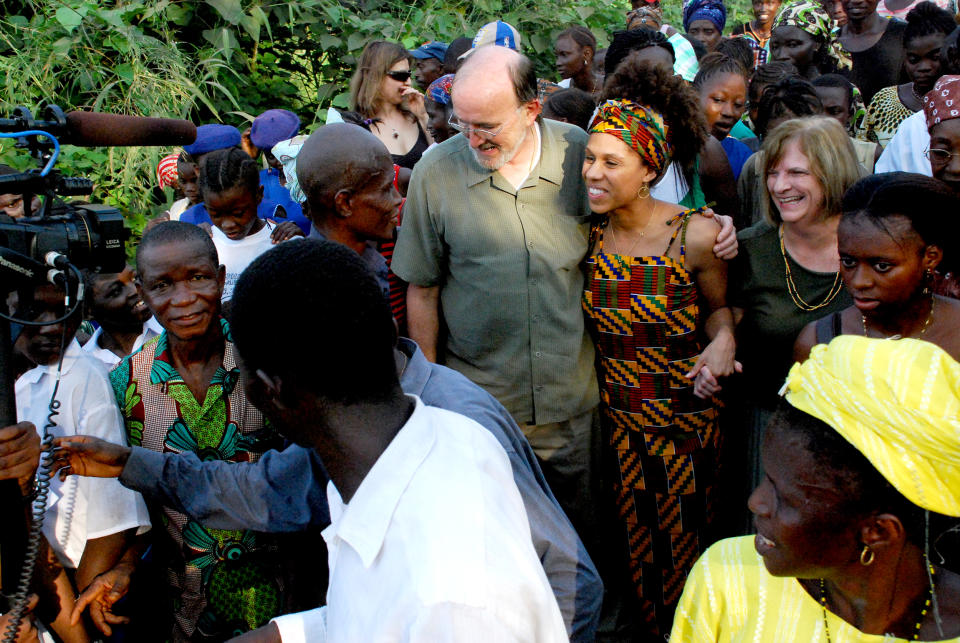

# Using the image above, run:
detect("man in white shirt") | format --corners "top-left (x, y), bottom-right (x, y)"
top-left (82, 266), bottom-right (163, 368)
top-left (12, 284), bottom-right (150, 579)
top-left (225, 240), bottom-right (567, 642)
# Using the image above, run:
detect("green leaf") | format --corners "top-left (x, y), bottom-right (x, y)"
top-left (574, 6), bottom-right (595, 20)
top-left (166, 4), bottom-right (193, 25)
top-left (239, 14), bottom-right (261, 42)
top-left (115, 63), bottom-right (134, 83)
top-left (318, 33), bottom-right (342, 50)
top-left (346, 32), bottom-right (366, 52)
top-left (8, 15), bottom-right (28, 28)
top-left (51, 36), bottom-right (75, 56)
top-left (54, 7), bottom-right (84, 32)
top-left (206, 0), bottom-right (245, 25)
top-left (331, 91), bottom-right (350, 108)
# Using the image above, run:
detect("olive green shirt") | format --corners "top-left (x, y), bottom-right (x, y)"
top-left (392, 120), bottom-right (599, 425)
top-left (730, 222), bottom-right (852, 407)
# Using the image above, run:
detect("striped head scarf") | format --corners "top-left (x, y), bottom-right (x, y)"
top-left (683, 0), bottom-right (727, 33)
top-left (783, 336), bottom-right (960, 517)
top-left (923, 75), bottom-right (960, 130)
top-left (772, 0), bottom-right (851, 71)
top-left (427, 74), bottom-right (454, 106)
top-left (589, 99), bottom-right (673, 177)
top-left (156, 153), bottom-right (179, 189)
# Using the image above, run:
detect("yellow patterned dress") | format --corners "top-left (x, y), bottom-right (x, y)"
top-left (583, 209), bottom-right (721, 636)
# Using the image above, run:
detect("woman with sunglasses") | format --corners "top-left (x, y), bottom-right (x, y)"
top-left (349, 41), bottom-right (434, 169)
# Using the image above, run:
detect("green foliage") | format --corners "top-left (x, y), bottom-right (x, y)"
top-left (0, 0), bottom-right (752, 248)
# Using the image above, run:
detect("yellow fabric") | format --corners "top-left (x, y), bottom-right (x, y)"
top-left (783, 336), bottom-right (960, 518)
top-left (671, 536), bottom-right (960, 642)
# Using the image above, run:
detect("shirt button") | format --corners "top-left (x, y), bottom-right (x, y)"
top-left (527, 241), bottom-right (534, 248)
top-left (535, 351), bottom-right (543, 358)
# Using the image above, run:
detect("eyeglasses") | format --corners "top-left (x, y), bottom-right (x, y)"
top-left (448, 106), bottom-right (524, 140)
top-left (386, 70), bottom-right (412, 82)
top-left (925, 147), bottom-right (957, 165)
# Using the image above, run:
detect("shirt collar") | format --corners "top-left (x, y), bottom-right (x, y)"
top-left (326, 396), bottom-right (436, 568)
top-left (149, 317), bottom-right (237, 393)
top-left (396, 337), bottom-right (429, 397)
top-left (20, 338), bottom-right (83, 384)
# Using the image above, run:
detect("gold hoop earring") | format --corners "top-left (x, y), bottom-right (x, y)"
top-left (637, 184), bottom-right (651, 200)
top-left (860, 545), bottom-right (875, 566)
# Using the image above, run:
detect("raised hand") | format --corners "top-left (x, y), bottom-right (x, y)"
top-left (0, 422), bottom-right (41, 494)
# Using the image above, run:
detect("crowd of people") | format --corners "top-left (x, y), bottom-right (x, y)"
top-left (1, 1), bottom-right (960, 641)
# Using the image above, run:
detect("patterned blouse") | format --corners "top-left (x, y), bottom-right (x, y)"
top-left (877, 0), bottom-right (956, 19)
top-left (862, 85), bottom-right (916, 147)
top-left (110, 318), bottom-right (286, 641)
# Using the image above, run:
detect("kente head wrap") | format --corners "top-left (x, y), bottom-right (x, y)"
top-left (683, 0), bottom-right (727, 33)
top-left (772, 0), bottom-right (851, 71)
top-left (589, 99), bottom-right (673, 176)
top-left (427, 74), bottom-right (454, 106)
top-left (923, 75), bottom-right (960, 130)
top-left (783, 336), bottom-right (960, 517)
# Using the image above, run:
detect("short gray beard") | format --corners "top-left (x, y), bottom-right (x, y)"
top-left (471, 124), bottom-right (530, 171)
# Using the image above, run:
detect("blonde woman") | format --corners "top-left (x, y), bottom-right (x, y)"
top-left (727, 116), bottom-right (860, 525)
top-left (349, 41), bottom-right (433, 168)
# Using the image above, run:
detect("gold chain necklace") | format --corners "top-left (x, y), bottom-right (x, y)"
top-left (606, 201), bottom-right (659, 258)
top-left (779, 224), bottom-right (844, 312)
top-left (862, 296), bottom-right (935, 339)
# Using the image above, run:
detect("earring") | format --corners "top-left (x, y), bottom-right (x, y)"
top-left (924, 268), bottom-right (933, 295)
top-left (860, 545), bottom-right (875, 566)
top-left (637, 184), bottom-right (651, 200)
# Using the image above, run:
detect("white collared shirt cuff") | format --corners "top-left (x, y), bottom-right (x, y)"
top-left (271, 606), bottom-right (326, 643)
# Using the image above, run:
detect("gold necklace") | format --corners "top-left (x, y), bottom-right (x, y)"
top-left (607, 201), bottom-right (659, 258)
top-left (779, 224), bottom-right (844, 312)
top-left (862, 296), bottom-right (935, 339)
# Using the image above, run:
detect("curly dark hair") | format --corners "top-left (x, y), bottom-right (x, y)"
top-left (904, 1), bottom-right (956, 46)
top-left (599, 51), bottom-right (708, 170)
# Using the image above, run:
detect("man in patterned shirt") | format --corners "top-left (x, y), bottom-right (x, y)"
top-left (108, 220), bottom-right (287, 641)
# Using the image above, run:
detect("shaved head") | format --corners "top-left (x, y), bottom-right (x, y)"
top-left (296, 123), bottom-right (393, 220)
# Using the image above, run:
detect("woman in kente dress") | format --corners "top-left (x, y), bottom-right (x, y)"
top-left (581, 56), bottom-right (739, 637)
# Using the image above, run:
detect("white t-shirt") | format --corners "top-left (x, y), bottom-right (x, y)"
top-left (16, 340), bottom-right (151, 568)
top-left (82, 317), bottom-right (163, 369)
top-left (212, 221), bottom-right (275, 302)
top-left (271, 397), bottom-right (567, 643)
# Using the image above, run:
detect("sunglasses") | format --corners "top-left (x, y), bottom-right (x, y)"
top-left (386, 70), bottom-right (412, 82)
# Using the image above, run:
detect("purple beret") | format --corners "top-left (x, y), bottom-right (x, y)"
top-left (250, 109), bottom-right (301, 151)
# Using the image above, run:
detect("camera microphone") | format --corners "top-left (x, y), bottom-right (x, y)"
top-left (62, 112), bottom-right (197, 147)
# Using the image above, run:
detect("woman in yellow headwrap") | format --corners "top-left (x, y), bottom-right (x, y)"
top-left (671, 335), bottom-right (960, 641)
top-left (581, 54), bottom-right (739, 637)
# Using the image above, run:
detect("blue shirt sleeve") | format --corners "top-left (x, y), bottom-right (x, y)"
top-left (119, 444), bottom-right (331, 530)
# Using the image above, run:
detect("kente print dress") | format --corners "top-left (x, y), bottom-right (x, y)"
top-left (583, 208), bottom-right (721, 635)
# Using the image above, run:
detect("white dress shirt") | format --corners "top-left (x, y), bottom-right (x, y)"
top-left (16, 339), bottom-right (151, 568)
top-left (875, 109), bottom-right (932, 176)
top-left (82, 317), bottom-right (163, 369)
top-left (272, 396), bottom-right (568, 643)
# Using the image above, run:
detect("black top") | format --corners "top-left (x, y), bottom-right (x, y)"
top-left (391, 122), bottom-right (430, 169)
top-left (845, 19), bottom-right (908, 105)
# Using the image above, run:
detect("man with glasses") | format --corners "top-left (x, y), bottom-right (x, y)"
top-left (392, 45), bottom-right (603, 566)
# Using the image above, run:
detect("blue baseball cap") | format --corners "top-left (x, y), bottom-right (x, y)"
top-left (250, 109), bottom-right (301, 151)
top-left (472, 20), bottom-right (521, 51)
top-left (183, 124), bottom-right (242, 157)
top-left (409, 41), bottom-right (448, 61)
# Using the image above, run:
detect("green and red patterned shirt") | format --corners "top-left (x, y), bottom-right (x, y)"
top-left (110, 317), bottom-right (285, 641)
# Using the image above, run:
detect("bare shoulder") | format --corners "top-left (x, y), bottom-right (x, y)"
top-left (682, 210), bottom-right (723, 253)
top-left (930, 296), bottom-right (960, 361)
top-left (793, 319), bottom-right (819, 364)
